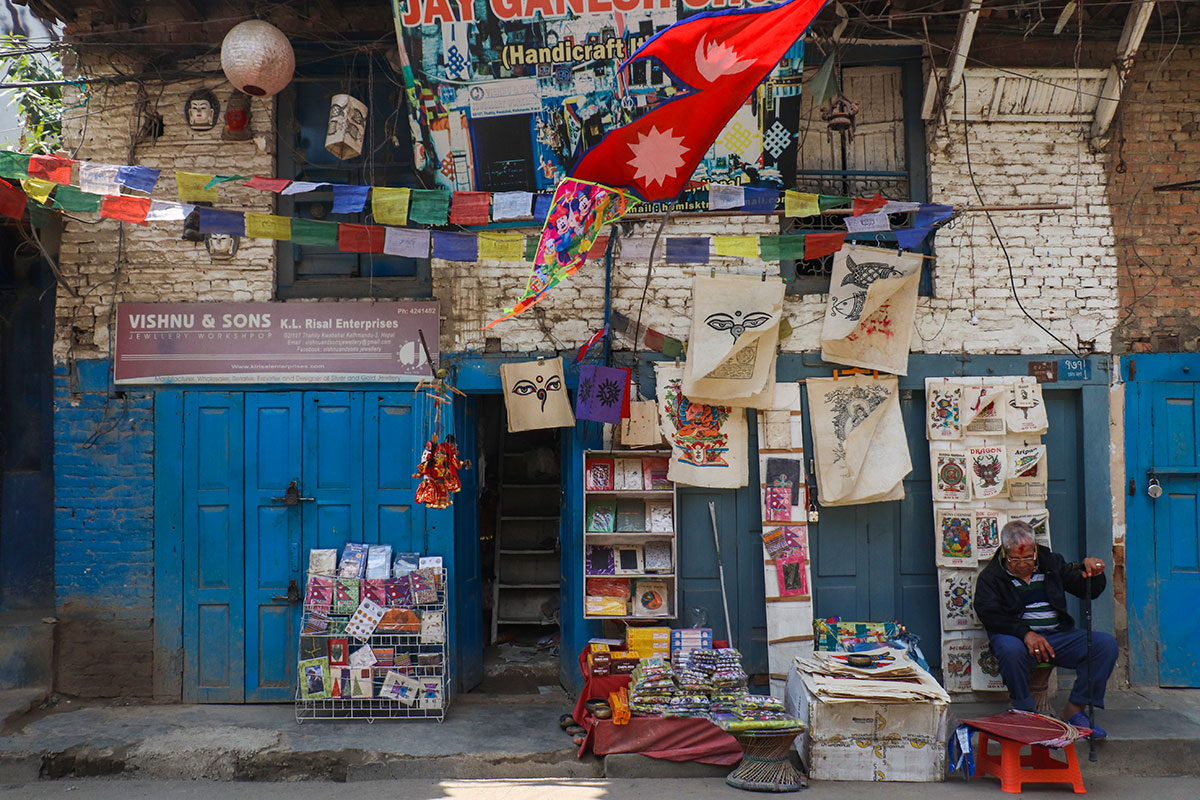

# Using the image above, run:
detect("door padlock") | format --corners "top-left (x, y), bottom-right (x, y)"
top-left (807, 505), bottom-right (820, 523)
top-left (1147, 477), bottom-right (1163, 499)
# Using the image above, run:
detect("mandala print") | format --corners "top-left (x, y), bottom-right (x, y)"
top-left (822, 384), bottom-right (890, 464)
top-left (977, 648), bottom-right (1001, 677)
top-left (597, 378), bottom-right (622, 408)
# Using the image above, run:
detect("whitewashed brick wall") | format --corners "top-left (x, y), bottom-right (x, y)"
top-left (55, 56), bottom-right (1119, 361)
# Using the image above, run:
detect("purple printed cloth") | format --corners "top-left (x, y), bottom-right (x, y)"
top-left (576, 364), bottom-right (629, 424)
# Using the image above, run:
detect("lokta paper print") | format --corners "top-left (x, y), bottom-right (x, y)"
top-left (968, 445), bottom-right (1007, 500)
top-left (939, 568), bottom-right (980, 631)
top-left (926, 380), bottom-right (963, 440)
top-left (1011, 508), bottom-right (1051, 548)
top-left (501, 357), bottom-right (575, 432)
top-left (820, 247), bottom-right (923, 375)
top-left (807, 374), bottom-right (911, 506)
top-left (972, 633), bottom-right (1008, 692)
top-left (932, 450), bottom-right (971, 502)
top-left (942, 633), bottom-right (974, 693)
top-left (1006, 377), bottom-right (1048, 435)
top-left (974, 509), bottom-right (1004, 561)
top-left (962, 381), bottom-right (1008, 434)
top-left (1008, 444), bottom-right (1048, 501)
top-left (936, 508), bottom-right (974, 567)
top-left (681, 275), bottom-right (783, 406)
top-left (656, 363), bottom-right (748, 488)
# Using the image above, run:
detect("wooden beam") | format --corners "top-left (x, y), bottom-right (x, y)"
top-left (1090, 0), bottom-right (1157, 145)
top-left (921, 0), bottom-right (983, 120)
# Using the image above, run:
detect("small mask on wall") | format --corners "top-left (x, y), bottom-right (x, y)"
top-left (185, 89), bottom-right (220, 132)
top-left (222, 91), bottom-right (252, 140)
top-left (325, 93), bottom-right (367, 160)
top-left (205, 233), bottom-right (240, 260)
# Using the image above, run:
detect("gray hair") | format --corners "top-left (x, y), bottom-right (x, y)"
top-left (1000, 520), bottom-right (1035, 552)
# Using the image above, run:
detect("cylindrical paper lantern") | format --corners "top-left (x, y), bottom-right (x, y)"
top-left (220, 20), bottom-right (295, 98)
top-left (325, 94), bottom-right (368, 160)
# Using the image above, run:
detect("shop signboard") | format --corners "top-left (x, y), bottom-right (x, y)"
top-left (395, 0), bottom-right (805, 208)
top-left (113, 301), bottom-right (439, 384)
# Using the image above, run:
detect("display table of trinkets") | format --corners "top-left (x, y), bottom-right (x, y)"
top-left (296, 544), bottom-right (449, 722)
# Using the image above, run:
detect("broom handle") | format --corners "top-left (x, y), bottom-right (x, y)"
top-left (708, 501), bottom-right (734, 650)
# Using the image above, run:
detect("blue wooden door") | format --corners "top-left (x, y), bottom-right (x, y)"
top-left (182, 393), bottom-right (246, 702)
top-left (453, 396), bottom-right (484, 692)
top-left (244, 393), bottom-right (303, 702)
top-left (302, 392), bottom-right (365, 553)
top-left (1149, 383), bottom-right (1200, 686)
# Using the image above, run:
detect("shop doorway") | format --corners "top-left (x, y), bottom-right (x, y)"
top-left (473, 396), bottom-right (563, 693)
top-left (165, 390), bottom-right (435, 702)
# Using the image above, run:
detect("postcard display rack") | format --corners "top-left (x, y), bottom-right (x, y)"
top-left (583, 450), bottom-right (678, 620)
top-left (296, 545), bottom-right (449, 722)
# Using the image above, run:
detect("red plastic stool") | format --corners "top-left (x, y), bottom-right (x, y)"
top-left (975, 732), bottom-right (1086, 794)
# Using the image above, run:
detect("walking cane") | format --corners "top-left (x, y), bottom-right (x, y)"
top-left (1084, 571), bottom-right (1097, 762)
top-left (708, 501), bottom-right (734, 651)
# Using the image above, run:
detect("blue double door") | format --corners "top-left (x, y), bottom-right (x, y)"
top-left (180, 391), bottom-right (427, 702)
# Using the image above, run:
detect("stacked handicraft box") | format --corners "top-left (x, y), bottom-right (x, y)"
top-left (925, 377), bottom-right (1051, 695)
top-left (297, 544), bottom-right (448, 721)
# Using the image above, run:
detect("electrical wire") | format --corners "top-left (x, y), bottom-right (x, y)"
top-left (959, 81), bottom-right (1082, 358)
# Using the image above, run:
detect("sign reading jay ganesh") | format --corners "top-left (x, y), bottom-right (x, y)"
top-left (113, 302), bottom-right (439, 384)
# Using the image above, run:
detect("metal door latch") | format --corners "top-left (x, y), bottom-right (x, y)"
top-left (1147, 477), bottom-right (1163, 499)
top-left (272, 579), bottom-right (301, 603)
top-left (271, 480), bottom-right (314, 506)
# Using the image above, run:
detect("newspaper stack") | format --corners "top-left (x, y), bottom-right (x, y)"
top-left (794, 647), bottom-right (951, 704)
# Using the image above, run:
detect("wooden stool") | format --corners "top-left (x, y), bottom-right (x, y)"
top-left (975, 732), bottom-right (1086, 794)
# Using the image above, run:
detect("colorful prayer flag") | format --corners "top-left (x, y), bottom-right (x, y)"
top-left (383, 227), bottom-right (430, 257)
top-left (177, 172), bottom-right (219, 203)
top-left (478, 232), bottom-right (525, 261)
top-left (245, 176), bottom-right (292, 192)
top-left (895, 226), bottom-right (932, 250)
top-left (338, 223), bottom-right (387, 253)
top-left (575, 326), bottom-right (608, 363)
top-left (281, 181), bottom-right (329, 195)
top-left (100, 194), bottom-right (152, 225)
top-left (203, 174), bottom-right (246, 190)
top-left (759, 235), bottom-right (805, 261)
top-left (853, 192), bottom-right (887, 216)
top-left (713, 235), bottom-right (758, 258)
top-left (818, 194), bottom-right (850, 211)
top-left (409, 189), bottom-right (450, 225)
top-left (331, 184), bottom-right (370, 214)
top-left (845, 211), bottom-right (890, 233)
top-left (487, 178), bottom-right (634, 328)
top-left (53, 186), bottom-right (101, 213)
top-left (532, 193), bottom-right (553, 223)
top-left (291, 218), bottom-right (339, 246)
top-left (0, 179), bottom-right (24, 219)
top-left (709, 184), bottom-right (745, 210)
top-left (803, 232), bottom-right (846, 260)
top-left (449, 191), bottom-right (491, 225)
top-left (743, 187), bottom-right (779, 213)
top-left (146, 200), bottom-right (191, 221)
top-left (784, 191), bottom-right (820, 217)
top-left (116, 165), bottom-right (160, 193)
top-left (245, 213), bottom-right (293, 240)
top-left (195, 207), bottom-right (246, 235)
top-left (27, 154), bottom-right (73, 185)
top-left (431, 231), bottom-right (479, 261)
top-left (570, 0), bottom-right (826, 201)
top-left (79, 162), bottom-right (120, 195)
top-left (371, 187), bottom-right (411, 225)
top-left (0, 151), bottom-right (30, 180)
top-left (665, 237), bottom-right (709, 264)
top-left (21, 179), bottom-right (56, 205)
top-left (492, 191), bottom-right (533, 220)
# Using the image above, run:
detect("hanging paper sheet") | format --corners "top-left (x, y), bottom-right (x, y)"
top-left (971, 633), bottom-right (1008, 692)
top-left (488, 179), bottom-right (633, 328)
top-left (931, 450), bottom-right (971, 502)
top-left (500, 357), bottom-right (575, 432)
top-left (1008, 444), bottom-right (1048, 501)
top-left (926, 380), bottom-right (963, 440)
top-left (807, 374), bottom-right (911, 506)
top-left (681, 275), bottom-right (783, 406)
top-left (820, 247), bottom-right (922, 375)
top-left (1009, 508), bottom-right (1051, 548)
top-left (968, 445), bottom-right (1007, 500)
top-left (941, 632), bottom-right (974, 693)
top-left (575, 364), bottom-right (630, 425)
top-left (961, 380), bottom-right (1008, 434)
top-left (974, 508), bottom-right (1004, 561)
top-left (935, 508), bottom-right (974, 568)
top-left (939, 568), bottom-right (980, 631)
top-left (617, 400), bottom-right (663, 447)
top-left (1006, 376), bottom-right (1048, 434)
top-left (655, 363), bottom-right (747, 489)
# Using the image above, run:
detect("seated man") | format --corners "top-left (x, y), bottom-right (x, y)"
top-left (973, 520), bottom-right (1117, 736)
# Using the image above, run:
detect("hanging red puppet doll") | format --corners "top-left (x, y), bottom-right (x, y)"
top-left (414, 371), bottom-right (470, 509)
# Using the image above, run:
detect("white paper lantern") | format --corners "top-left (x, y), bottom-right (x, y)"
top-left (220, 20), bottom-right (295, 98)
top-left (325, 94), bottom-right (368, 160)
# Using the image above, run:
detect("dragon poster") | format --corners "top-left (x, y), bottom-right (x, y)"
top-left (655, 363), bottom-right (747, 488)
top-left (968, 444), bottom-right (1008, 500)
top-left (820, 246), bottom-right (923, 376)
top-left (806, 373), bottom-right (911, 506)
top-left (681, 275), bottom-right (783, 407)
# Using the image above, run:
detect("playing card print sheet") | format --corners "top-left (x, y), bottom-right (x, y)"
top-left (926, 376), bottom-right (1052, 692)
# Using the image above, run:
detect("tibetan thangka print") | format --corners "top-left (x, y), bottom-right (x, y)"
top-left (1011, 508), bottom-right (1051, 548)
top-left (962, 381), bottom-right (1008, 434)
top-left (1008, 444), bottom-right (1048, 501)
top-left (936, 508), bottom-right (974, 568)
top-left (940, 568), bottom-right (980, 631)
top-left (1007, 377), bottom-right (1049, 435)
top-left (926, 380), bottom-right (963, 440)
top-left (807, 374), bottom-right (911, 506)
top-left (501, 357), bottom-right (575, 432)
top-left (655, 363), bottom-right (748, 488)
top-left (968, 445), bottom-right (1008, 500)
top-left (575, 364), bottom-right (629, 425)
top-left (820, 247), bottom-right (923, 375)
top-left (681, 275), bottom-right (783, 406)
top-left (974, 509), bottom-right (1003, 561)
top-left (972, 633), bottom-right (1008, 692)
top-left (931, 450), bottom-right (971, 502)
top-left (942, 632), bottom-right (974, 693)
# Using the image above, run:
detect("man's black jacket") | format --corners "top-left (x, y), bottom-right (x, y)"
top-left (973, 545), bottom-right (1107, 640)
